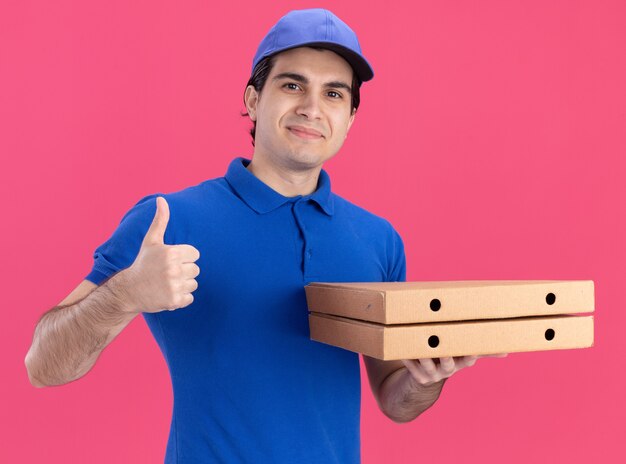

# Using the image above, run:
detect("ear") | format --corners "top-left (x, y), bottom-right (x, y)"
top-left (244, 85), bottom-right (259, 121)
top-left (345, 109), bottom-right (356, 137)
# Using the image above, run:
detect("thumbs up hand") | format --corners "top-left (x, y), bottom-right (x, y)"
top-left (123, 196), bottom-right (201, 314)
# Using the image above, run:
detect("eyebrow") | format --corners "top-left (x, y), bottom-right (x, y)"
top-left (272, 72), bottom-right (352, 94)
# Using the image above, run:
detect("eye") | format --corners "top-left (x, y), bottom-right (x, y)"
top-left (283, 82), bottom-right (301, 91)
top-left (327, 91), bottom-right (342, 99)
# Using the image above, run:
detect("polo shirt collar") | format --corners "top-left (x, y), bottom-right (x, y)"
top-left (224, 157), bottom-right (335, 216)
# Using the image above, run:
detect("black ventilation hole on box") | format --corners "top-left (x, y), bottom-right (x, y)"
top-left (428, 335), bottom-right (440, 348)
top-left (430, 299), bottom-right (441, 311)
top-left (545, 329), bottom-right (555, 341)
top-left (546, 293), bottom-right (556, 305)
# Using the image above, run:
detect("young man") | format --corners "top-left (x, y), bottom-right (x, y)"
top-left (26, 9), bottom-right (504, 463)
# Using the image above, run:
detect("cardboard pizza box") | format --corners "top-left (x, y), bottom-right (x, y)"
top-left (308, 312), bottom-right (594, 360)
top-left (305, 280), bottom-right (594, 324)
top-left (305, 280), bottom-right (595, 360)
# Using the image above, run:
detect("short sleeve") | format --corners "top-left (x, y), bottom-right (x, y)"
top-left (85, 193), bottom-right (164, 285)
top-left (386, 225), bottom-right (407, 283)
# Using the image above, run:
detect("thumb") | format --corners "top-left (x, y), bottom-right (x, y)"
top-left (142, 196), bottom-right (170, 246)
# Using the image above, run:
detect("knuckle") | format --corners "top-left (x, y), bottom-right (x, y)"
top-left (167, 247), bottom-right (180, 261)
top-left (165, 281), bottom-right (179, 301)
top-left (164, 298), bottom-right (175, 311)
top-left (442, 360), bottom-right (455, 371)
top-left (178, 293), bottom-right (193, 308)
top-left (173, 293), bottom-right (184, 308)
top-left (166, 266), bottom-right (181, 279)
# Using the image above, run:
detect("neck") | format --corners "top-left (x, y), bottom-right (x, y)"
top-left (246, 154), bottom-right (321, 197)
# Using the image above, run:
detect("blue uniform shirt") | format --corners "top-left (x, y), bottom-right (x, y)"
top-left (86, 157), bottom-right (406, 463)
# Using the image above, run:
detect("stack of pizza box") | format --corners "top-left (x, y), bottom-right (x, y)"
top-left (305, 280), bottom-right (594, 360)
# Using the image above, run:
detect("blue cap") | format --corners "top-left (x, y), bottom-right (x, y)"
top-left (251, 8), bottom-right (374, 82)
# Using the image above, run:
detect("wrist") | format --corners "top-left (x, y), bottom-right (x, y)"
top-left (380, 367), bottom-right (446, 423)
top-left (405, 367), bottom-right (447, 391)
top-left (104, 270), bottom-right (140, 315)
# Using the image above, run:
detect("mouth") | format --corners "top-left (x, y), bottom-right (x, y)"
top-left (287, 125), bottom-right (324, 139)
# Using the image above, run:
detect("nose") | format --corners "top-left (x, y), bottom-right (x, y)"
top-left (296, 91), bottom-right (322, 120)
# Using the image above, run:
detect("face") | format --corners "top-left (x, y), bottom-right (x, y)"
top-left (244, 47), bottom-right (356, 172)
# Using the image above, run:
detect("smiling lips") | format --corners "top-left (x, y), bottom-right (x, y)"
top-left (288, 125), bottom-right (324, 139)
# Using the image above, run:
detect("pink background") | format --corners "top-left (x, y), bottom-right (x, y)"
top-left (2, 1), bottom-right (624, 462)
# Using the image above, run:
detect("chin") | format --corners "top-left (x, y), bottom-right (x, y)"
top-left (285, 152), bottom-right (327, 169)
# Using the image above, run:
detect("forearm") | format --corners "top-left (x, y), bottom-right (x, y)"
top-left (378, 367), bottom-right (446, 423)
top-left (25, 272), bottom-right (138, 387)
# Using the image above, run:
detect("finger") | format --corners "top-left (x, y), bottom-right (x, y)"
top-left (439, 357), bottom-right (456, 375)
top-left (418, 358), bottom-right (443, 382)
top-left (177, 244), bottom-right (201, 263)
top-left (182, 278), bottom-right (199, 293)
top-left (402, 359), bottom-right (431, 385)
top-left (418, 358), bottom-right (438, 377)
top-left (174, 292), bottom-right (194, 310)
top-left (181, 262), bottom-right (201, 278)
top-left (460, 355), bottom-right (478, 368)
top-left (143, 196), bottom-right (170, 246)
